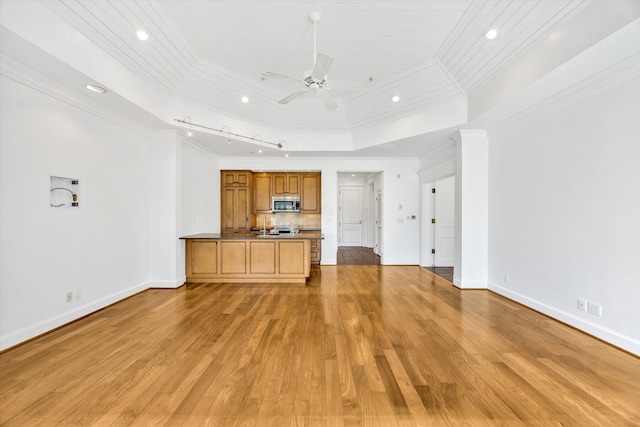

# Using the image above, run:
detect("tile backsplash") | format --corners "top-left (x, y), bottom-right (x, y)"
top-left (256, 213), bottom-right (321, 230)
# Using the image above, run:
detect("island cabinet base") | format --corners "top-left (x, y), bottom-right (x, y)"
top-left (185, 239), bottom-right (311, 283)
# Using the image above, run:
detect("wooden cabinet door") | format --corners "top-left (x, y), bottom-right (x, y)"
top-left (301, 173), bottom-right (321, 213)
top-left (286, 174), bottom-right (300, 196)
top-left (272, 173), bottom-right (300, 195)
top-left (236, 187), bottom-right (251, 230)
top-left (254, 174), bottom-right (272, 213)
top-left (235, 171), bottom-right (251, 187)
top-left (272, 174), bottom-right (287, 196)
top-left (221, 171), bottom-right (254, 231)
top-left (222, 187), bottom-right (251, 231)
top-left (222, 170), bottom-right (251, 186)
top-left (222, 171), bottom-right (237, 187)
top-left (222, 187), bottom-right (237, 231)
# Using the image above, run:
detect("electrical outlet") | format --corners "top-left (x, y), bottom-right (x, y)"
top-left (577, 298), bottom-right (587, 311)
top-left (76, 290), bottom-right (82, 300)
top-left (128, 274), bottom-right (133, 283)
top-left (587, 302), bottom-right (602, 317)
top-left (66, 292), bottom-right (73, 302)
top-left (504, 274), bottom-right (509, 284)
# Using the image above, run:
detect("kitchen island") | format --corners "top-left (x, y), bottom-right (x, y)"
top-left (180, 232), bottom-right (322, 284)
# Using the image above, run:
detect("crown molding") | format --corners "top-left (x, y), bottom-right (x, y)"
top-left (492, 53), bottom-right (640, 134)
top-left (181, 138), bottom-right (221, 161)
top-left (0, 54), bottom-right (157, 139)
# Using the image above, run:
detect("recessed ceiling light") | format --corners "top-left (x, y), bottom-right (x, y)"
top-left (391, 95), bottom-right (400, 103)
top-left (351, 174), bottom-right (356, 177)
top-left (485, 28), bottom-right (498, 40)
top-left (85, 84), bottom-right (107, 94)
top-left (241, 96), bottom-right (249, 103)
top-left (285, 153), bottom-right (289, 158)
top-left (258, 149), bottom-right (263, 154)
top-left (136, 30), bottom-right (149, 41)
top-left (187, 130), bottom-right (192, 137)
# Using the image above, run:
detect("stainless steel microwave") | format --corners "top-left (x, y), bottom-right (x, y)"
top-left (272, 196), bottom-right (300, 213)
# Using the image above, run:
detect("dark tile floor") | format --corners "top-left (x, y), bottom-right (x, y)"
top-left (336, 248), bottom-right (453, 284)
top-left (424, 266), bottom-right (454, 282)
top-left (337, 246), bottom-right (381, 265)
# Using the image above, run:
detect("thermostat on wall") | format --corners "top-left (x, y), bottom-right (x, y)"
top-left (50, 176), bottom-right (79, 208)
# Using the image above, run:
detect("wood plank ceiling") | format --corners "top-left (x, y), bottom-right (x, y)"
top-left (42, 0), bottom-right (589, 133)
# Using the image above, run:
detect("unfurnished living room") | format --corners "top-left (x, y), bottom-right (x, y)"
top-left (1, 1), bottom-right (639, 425)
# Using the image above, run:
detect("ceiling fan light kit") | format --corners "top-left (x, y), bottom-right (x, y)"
top-left (308, 11), bottom-right (321, 23)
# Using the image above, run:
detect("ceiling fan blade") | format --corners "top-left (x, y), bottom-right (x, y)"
top-left (262, 72), bottom-right (304, 85)
top-left (317, 91), bottom-right (338, 111)
top-left (311, 53), bottom-right (334, 80)
top-left (279, 89), bottom-right (309, 105)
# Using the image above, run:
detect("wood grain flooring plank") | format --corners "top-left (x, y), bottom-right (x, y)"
top-left (382, 349), bottom-right (428, 418)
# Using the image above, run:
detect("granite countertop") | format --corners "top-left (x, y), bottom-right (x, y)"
top-left (250, 227), bottom-right (322, 232)
top-left (180, 231), bottom-right (323, 240)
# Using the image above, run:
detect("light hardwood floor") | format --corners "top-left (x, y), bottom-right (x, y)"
top-left (1, 266), bottom-right (639, 426)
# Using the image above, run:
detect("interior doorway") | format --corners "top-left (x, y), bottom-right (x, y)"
top-left (337, 171), bottom-right (382, 264)
top-left (421, 175), bottom-right (455, 272)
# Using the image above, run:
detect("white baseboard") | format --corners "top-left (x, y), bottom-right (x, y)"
top-left (148, 278), bottom-right (185, 289)
top-left (453, 279), bottom-right (487, 289)
top-left (489, 282), bottom-right (640, 356)
top-left (0, 282), bottom-right (149, 351)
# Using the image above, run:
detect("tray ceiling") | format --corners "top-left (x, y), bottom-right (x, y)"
top-left (35, 0), bottom-right (590, 149)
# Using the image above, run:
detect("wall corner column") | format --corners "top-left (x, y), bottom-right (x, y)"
top-left (148, 130), bottom-right (184, 288)
top-left (453, 130), bottom-right (488, 289)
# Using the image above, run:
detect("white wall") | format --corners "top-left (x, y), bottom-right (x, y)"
top-left (180, 141), bottom-right (220, 236)
top-left (453, 130), bottom-right (488, 289)
top-left (220, 158), bottom-right (421, 264)
top-left (337, 175), bottom-right (367, 186)
top-left (488, 72), bottom-right (640, 355)
top-left (148, 131), bottom-right (181, 288)
top-left (0, 75), bottom-right (152, 350)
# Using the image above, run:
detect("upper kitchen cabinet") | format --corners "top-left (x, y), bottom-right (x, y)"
top-left (253, 173), bottom-right (272, 213)
top-left (301, 173), bottom-right (321, 213)
top-left (272, 173), bottom-right (300, 196)
top-left (222, 170), bottom-right (252, 187)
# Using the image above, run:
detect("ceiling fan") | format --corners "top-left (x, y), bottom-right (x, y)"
top-left (262, 11), bottom-right (341, 111)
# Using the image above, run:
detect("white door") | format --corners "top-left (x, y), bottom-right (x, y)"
top-left (435, 176), bottom-right (455, 266)
top-left (339, 186), bottom-right (363, 246)
top-left (375, 191), bottom-right (382, 256)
